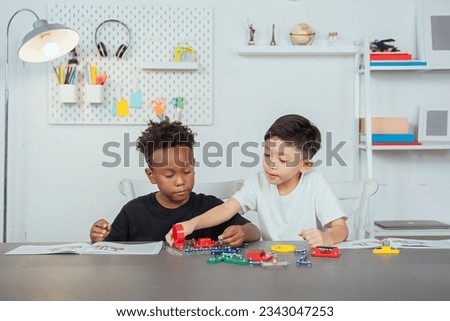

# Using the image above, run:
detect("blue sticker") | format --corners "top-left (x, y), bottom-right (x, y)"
top-left (130, 91), bottom-right (143, 108)
top-left (111, 98), bottom-right (117, 116)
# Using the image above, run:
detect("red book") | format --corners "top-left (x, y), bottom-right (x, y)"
top-left (370, 52), bottom-right (412, 61)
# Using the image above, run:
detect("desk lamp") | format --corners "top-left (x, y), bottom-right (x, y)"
top-left (3, 8), bottom-right (79, 242)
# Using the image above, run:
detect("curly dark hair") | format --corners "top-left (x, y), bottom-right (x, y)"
top-left (136, 118), bottom-right (196, 167)
top-left (263, 114), bottom-right (321, 160)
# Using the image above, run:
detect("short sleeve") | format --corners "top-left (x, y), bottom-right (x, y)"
top-left (314, 174), bottom-right (346, 227)
top-left (232, 173), bottom-right (259, 213)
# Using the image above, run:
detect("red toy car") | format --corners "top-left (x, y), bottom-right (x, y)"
top-left (310, 246), bottom-right (341, 258)
top-left (192, 238), bottom-right (221, 249)
top-left (246, 249), bottom-right (274, 262)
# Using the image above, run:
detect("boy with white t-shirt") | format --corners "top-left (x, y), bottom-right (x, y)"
top-left (167, 114), bottom-right (348, 246)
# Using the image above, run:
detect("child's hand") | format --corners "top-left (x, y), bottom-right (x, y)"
top-left (219, 225), bottom-right (245, 247)
top-left (165, 228), bottom-right (176, 246)
top-left (90, 219), bottom-right (111, 242)
top-left (299, 228), bottom-right (333, 247)
top-left (165, 221), bottom-right (195, 246)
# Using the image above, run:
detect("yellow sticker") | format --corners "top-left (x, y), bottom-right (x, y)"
top-left (117, 98), bottom-right (129, 117)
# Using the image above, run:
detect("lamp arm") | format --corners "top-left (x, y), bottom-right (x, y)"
top-left (3, 8), bottom-right (40, 243)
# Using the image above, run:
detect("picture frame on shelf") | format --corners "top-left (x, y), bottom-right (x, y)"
top-left (417, 1), bottom-right (450, 69)
top-left (418, 106), bottom-right (450, 142)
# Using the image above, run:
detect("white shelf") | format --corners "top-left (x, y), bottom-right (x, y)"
top-left (359, 143), bottom-right (450, 151)
top-left (238, 45), bottom-right (358, 56)
top-left (141, 62), bottom-right (199, 70)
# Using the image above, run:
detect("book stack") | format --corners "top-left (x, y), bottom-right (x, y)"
top-left (369, 52), bottom-right (427, 68)
top-left (360, 117), bottom-right (422, 146)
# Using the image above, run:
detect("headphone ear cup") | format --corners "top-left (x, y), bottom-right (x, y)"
top-left (97, 42), bottom-right (108, 57)
top-left (116, 44), bottom-right (127, 59)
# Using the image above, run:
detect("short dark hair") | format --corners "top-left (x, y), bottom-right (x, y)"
top-left (136, 118), bottom-right (196, 167)
top-left (263, 114), bottom-right (321, 160)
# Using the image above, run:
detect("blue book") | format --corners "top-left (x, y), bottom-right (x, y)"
top-left (370, 134), bottom-right (415, 143)
top-left (370, 60), bottom-right (427, 67)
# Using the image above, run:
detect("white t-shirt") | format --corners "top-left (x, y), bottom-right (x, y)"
top-left (233, 170), bottom-right (346, 241)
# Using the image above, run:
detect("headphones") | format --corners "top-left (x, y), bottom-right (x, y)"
top-left (95, 19), bottom-right (131, 58)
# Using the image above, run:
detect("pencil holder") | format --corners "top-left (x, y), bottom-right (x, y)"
top-left (86, 85), bottom-right (103, 104)
top-left (59, 84), bottom-right (77, 104)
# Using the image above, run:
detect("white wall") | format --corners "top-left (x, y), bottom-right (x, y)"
top-left (1, 0), bottom-right (449, 242)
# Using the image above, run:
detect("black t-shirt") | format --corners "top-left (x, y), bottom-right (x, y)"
top-left (106, 192), bottom-right (249, 241)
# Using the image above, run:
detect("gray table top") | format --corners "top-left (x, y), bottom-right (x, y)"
top-left (1, 241), bottom-right (450, 301)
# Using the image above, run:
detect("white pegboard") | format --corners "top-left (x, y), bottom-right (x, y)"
top-left (47, 3), bottom-right (213, 125)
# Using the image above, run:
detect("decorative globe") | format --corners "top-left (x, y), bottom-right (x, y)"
top-left (290, 23), bottom-right (315, 45)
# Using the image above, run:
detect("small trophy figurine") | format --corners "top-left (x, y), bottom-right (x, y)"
top-left (248, 22), bottom-right (255, 45)
top-left (270, 24), bottom-right (276, 46)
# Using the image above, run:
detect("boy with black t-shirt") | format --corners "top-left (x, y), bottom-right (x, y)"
top-left (90, 119), bottom-right (260, 246)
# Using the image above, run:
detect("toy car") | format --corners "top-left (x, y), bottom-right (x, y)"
top-left (246, 249), bottom-right (274, 262)
top-left (310, 246), bottom-right (341, 258)
top-left (192, 238), bottom-right (221, 249)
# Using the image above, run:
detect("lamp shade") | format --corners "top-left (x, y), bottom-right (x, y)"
top-left (18, 19), bottom-right (79, 63)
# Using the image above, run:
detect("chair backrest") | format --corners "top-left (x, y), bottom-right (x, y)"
top-left (193, 179), bottom-right (244, 200)
top-left (118, 178), bottom-right (260, 227)
top-left (118, 179), bottom-right (158, 201)
top-left (329, 179), bottom-right (378, 240)
top-left (118, 178), bottom-right (244, 201)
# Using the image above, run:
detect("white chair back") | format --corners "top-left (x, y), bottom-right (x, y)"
top-left (329, 179), bottom-right (378, 240)
top-left (118, 178), bottom-right (244, 201)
